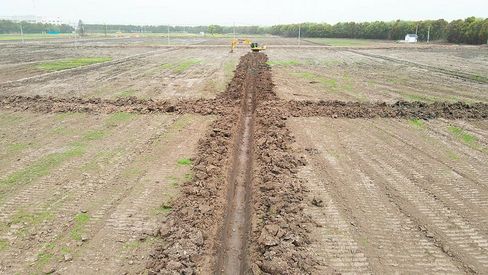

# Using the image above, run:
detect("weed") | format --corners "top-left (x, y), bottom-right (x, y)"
top-left (52, 126), bottom-right (77, 136)
top-left (161, 63), bottom-right (174, 69)
top-left (70, 213), bottom-right (90, 241)
top-left (409, 119), bottom-right (425, 128)
top-left (106, 112), bottom-right (135, 126)
top-left (0, 239), bottom-right (8, 251)
top-left (448, 126), bottom-right (477, 145)
top-left (55, 112), bottom-right (84, 121)
top-left (163, 59), bottom-right (201, 74)
top-left (0, 147), bottom-right (84, 192)
top-left (292, 71), bottom-right (337, 90)
top-left (177, 158), bottom-right (192, 165)
top-left (446, 150), bottom-right (460, 161)
top-left (36, 252), bottom-right (53, 265)
top-left (157, 200), bottom-right (173, 214)
top-left (405, 93), bottom-right (436, 102)
top-left (6, 143), bottom-right (29, 153)
top-left (11, 209), bottom-right (53, 226)
top-left (37, 57), bottom-right (112, 71)
top-left (184, 173), bottom-right (193, 182)
top-left (123, 240), bottom-right (142, 250)
top-left (114, 90), bottom-right (137, 98)
top-left (82, 130), bottom-right (106, 141)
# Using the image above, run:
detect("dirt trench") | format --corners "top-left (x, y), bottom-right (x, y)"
top-left (145, 52), bottom-right (314, 274)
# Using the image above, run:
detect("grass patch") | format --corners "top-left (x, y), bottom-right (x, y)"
top-left (6, 142), bottom-right (29, 153)
top-left (448, 126), bottom-right (477, 145)
top-left (0, 239), bottom-right (8, 251)
top-left (0, 146), bottom-right (84, 193)
top-left (162, 59), bottom-right (201, 74)
top-left (82, 130), bottom-right (106, 141)
top-left (11, 209), bottom-right (53, 227)
top-left (405, 93), bottom-right (436, 102)
top-left (409, 119), bottom-right (425, 129)
top-left (177, 158), bottom-right (192, 166)
top-left (306, 38), bottom-right (376, 46)
top-left (114, 90), bottom-right (136, 98)
top-left (70, 213), bottom-right (90, 241)
top-left (37, 252), bottom-right (53, 265)
top-left (37, 57), bottom-right (112, 72)
top-left (156, 199), bottom-right (173, 214)
top-left (292, 71), bottom-right (337, 90)
top-left (106, 112), bottom-right (135, 127)
top-left (52, 126), bottom-right (77, 136)
top-left (446, 150), bottom-right (460, 161)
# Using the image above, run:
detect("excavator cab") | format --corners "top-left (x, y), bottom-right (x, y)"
top-left (250, 42), bottom-right (266, 52)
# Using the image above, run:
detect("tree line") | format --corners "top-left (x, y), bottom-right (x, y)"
top-left (0, 20), bottom-right (74, 34)
top-left (1, 17), bottom-right (486, 44)
top-left (270, 17), bottom-right (488, 44)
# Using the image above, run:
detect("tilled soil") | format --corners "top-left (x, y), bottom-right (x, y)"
top-left (1, 46), bottom-right (488, 275)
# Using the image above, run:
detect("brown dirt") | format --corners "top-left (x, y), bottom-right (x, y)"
top-left (281, 100), bottom-right (488, 119)
top-left (2, 96), bottom-right (487, 120)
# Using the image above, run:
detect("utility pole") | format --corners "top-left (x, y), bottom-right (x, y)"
top-left (233, 22), bottom-right (236, 40)
top-left (415, 24), bottom-right (418, 36)
top-left (104, 23), bottom-right (107, 37)
top-left (167, 25), bottom-right (170, 45)
top-left (427, 26), bottom-right (430, 43)
top-left (298, 24), bottom-right (301, 47)
top-left (20, 23), bottom-right (24, 43)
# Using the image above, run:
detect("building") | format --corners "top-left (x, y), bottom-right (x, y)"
top-left (405, 34), bottom-right (418, 43)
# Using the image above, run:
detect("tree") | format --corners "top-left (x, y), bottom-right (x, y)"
top-left (77, 20), bottom-right (85, 36)
top-left (207, 25), bottom-right (222, 35)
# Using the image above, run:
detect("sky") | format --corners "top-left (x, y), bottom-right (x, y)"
top-left (1, 0), bottom-right (487, 26)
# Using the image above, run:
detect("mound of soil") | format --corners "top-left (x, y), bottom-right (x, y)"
top-left (282, 100), bottom-right (488, 119)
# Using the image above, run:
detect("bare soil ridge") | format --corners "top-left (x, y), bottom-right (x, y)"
top-left (1, 95), bottom-right (487, 119)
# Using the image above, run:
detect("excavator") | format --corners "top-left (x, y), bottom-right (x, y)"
top-left (230, 38), bottom-right (266, 53)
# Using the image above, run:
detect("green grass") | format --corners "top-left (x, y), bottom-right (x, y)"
top-left (0, 239), bottom-right (8, 251)
top-left (405, 93), bottom-right (437, 103)
top-left (409, 119), bottom-right (425, 129)
top-left (106, 112), bottom-right (135, 127)
top-left (0, 33), bottom-right (72, 41)
top-left (0, 146), bottom-right (85, 193)
top-left (114, 90), bottom-right (137, 98)
top-left (36, 252), bottom-right (54, 265)
top-left (70, 213), bottom-right (90, 241)
top-left (6, 142), bottom-right (30, 153)
top-left (292, 71), bottom-right (337, 90)
top-left (305, 38), bottom-right (378, 46)
top-left (37, 57), bottom-right (112, 72)
top-left (162, 59), bottom-right (201, 74)
top-left (11, 209), bottom-right (53, 227)
top-left (177, 158), bottom-right (192, 165)
top-left (81, 130), bottom-right (106, 141)
top-left (448, 126), bottom-right (477, 145)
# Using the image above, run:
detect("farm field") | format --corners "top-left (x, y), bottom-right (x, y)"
top-left (0, 36), bottom-right (487, 274)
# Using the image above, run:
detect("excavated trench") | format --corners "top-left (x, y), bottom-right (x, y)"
top-left (216, 53), bottom-right (258, 274)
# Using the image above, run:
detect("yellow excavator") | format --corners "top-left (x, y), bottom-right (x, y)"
top-left (250, 42), bottom-right (266, 52)
top-left (230, 38), bottom-right (266, 53)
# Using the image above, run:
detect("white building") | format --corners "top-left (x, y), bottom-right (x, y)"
top-left (405, 34), bottom-right (418, 43)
